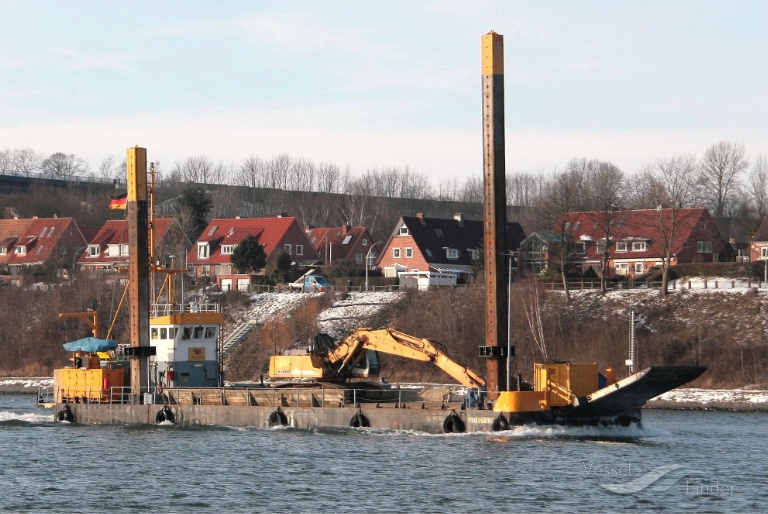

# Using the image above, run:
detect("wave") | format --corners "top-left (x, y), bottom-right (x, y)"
top-left (0, 411), bottom-right (53, 424)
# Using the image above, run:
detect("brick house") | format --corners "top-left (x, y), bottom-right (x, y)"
top-left (78, 218), bottom-right (186, 273)
top-left (187, 216), bottom-right (321, 290)
top-left (305, 225), bottom-right (375, 268)
top-left (377, 213), bottom-right (526, 282)
top-left (0, 216), bottom-right (88, 284)
top-left (560, 208), bottom-right (729, 276)
top-left (749, 216), bottom-right (768, 263)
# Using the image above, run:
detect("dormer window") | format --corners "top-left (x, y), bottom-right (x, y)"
top-left (88, 245), bottom-right (100, 257)
top-left (197, 242), bottom-right (210, 259)
top-left (616, 241), bottom-right (628, 252)
top-left (221, 245), bottom-right (234, 255)
top-left (469, 249), bottom-right (480, 260)
top-left (632, 241), bottom-right (647, 252)
top-left (399, 226), bottom-right (410, 236)
top-left (15, 246), bottom-right (26, 255)
top-left (446, 248), bottom-right (459, 259)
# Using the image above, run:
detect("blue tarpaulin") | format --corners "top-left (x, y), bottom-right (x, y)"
top-left (62, 337), bottom-right (119, 353)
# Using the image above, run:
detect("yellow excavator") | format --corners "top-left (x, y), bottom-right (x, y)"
top-left (269, 327), bottom-right (486, 389)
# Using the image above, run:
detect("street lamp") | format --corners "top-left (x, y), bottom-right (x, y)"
top-left (365, 241), bottom-right (383, 292)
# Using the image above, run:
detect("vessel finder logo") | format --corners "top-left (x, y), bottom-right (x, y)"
top-left (597, 463), bottom-right (705, 494)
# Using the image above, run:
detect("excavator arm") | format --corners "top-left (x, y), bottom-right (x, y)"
top-left (329, 328), bottom-right (486, 389)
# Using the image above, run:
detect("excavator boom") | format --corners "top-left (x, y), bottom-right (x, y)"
top-left (328, 328), bottom-right (486, 389)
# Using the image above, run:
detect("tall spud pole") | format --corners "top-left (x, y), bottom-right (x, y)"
top-left (127, 146), bottom-right (150, 400)
top-left (482, 31), bottom-right (508, 398)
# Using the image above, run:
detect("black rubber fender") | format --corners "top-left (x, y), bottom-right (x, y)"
top-left (268, 407), bottom-right (288, 427)
top-left (56, 405), bottom-right (74, 423)
top-left (155, 406), bottom-right (175, 424)
top-left (492, 414), bottom-right (509, 432)
top-left (350, 411), bottom-right (370, 428)
top-left (442, 411), bottom-right (466, 433)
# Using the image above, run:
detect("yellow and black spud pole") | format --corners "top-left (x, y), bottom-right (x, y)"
top-left (481, 31), bottom-right (508, 398)
top-left (126, 146), bottom-right (150, 400)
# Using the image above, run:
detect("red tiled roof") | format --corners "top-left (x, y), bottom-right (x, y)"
top-left (188, 216), bottom-right (317, 265)
top-left (563, 208), bottom-right (724, 260)
top-left (306, 225), bottom-right (369, 262)
top-left (0, 217), bottom-right (82, 265)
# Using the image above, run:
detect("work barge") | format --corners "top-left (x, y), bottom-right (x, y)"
top-left (47, 32), bottom-right (705, 433)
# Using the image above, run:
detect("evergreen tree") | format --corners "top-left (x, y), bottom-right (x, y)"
top-left (175, 187), bottom-right (213, 242)
top-left (231, 235), bottom-right (267, 274)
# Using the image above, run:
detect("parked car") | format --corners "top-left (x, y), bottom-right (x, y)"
top-left (289, 274), bottom-right (333, 292)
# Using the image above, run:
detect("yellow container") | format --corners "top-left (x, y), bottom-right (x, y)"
top-left (494, 390), bottom-right (548, 413)
top-left (54, 368), bottom-right (124, 403)
top-left (533, 362), bottom-right (599, 406)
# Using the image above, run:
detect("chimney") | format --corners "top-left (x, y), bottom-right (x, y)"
top-left (416, 212), bottom-right (425, 219)
top-left (453, 213), bottom-right (464, 223)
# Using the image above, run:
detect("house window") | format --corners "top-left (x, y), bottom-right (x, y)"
top-left (362, 239), bottom-right (368, 247)
top-left (15, 246), bottom-right (25, 255)
top-left (88, 245), bottom-right (100, 257)
top-left (341, 236), bottom-right (352, 245)
top-left (616, 241), bottom-right (628, 252)
top-left (283, 244), bottom-right (292, 255)
top-left (296, 245), bottom-right (303, 256)
top-left (574, 242), bottom-right (586, 254)
top-left (356, 253), bottom-right (363, 265)
top-left (446, 248), bottom-right (459, 259)
top-left (762, 247), bottom-right (768, 259)
top-left (393, 248), bottom-right (401, 258)
top-left (469, 249), bottom-right (480, 260)
top-left (697, 241), bottom-right (712, 253)
top-left (634, 262), bottom-right (644, 273)
top-left (207, 226), bottom-right (218, 236)
top-left (36, 245), bottom-right (44, 255)
top-left (615, 263), bottom-right (629, 275)
top-left (221, 245), bottom-right (234, 255)
top-left (434, 228), bottom-right (444, 238)
top-left (120, 244), bottom-right (129, 256)
top-left (0, 247), bottom-right (5, 255)
top-left (197, 243), bottom-right (209, 259)
top-left (597, 242), bottom-right (606, 253)
top-left (632, 241), bottom-right (647, 252)
top-left (405, 247), bottom-right (413, 258)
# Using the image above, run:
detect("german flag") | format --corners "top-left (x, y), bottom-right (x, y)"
top-left (109, 193), bottom-right (127, 210)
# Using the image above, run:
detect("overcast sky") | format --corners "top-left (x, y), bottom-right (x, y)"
top-left (1, 1), bottom-right (765, 186)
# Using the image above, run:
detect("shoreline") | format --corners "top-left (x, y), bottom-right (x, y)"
top-left (3, 378), bottom-right (766, 413)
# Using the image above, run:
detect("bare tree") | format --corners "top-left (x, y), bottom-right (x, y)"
top-left (539, 161), bottom-right (588, 303)
top-left (582, 160), bottom-right (625, 292)
top-left (41, 152), bottom-right (88, 177)
top-left (99, 154), bottom-right (118, 181)
top-left (699, 141), bottom-right (749, 219)
top-left (747, 154), bottom-right (768, 222)
top-left (643, 154), bottom-right (698, 296)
